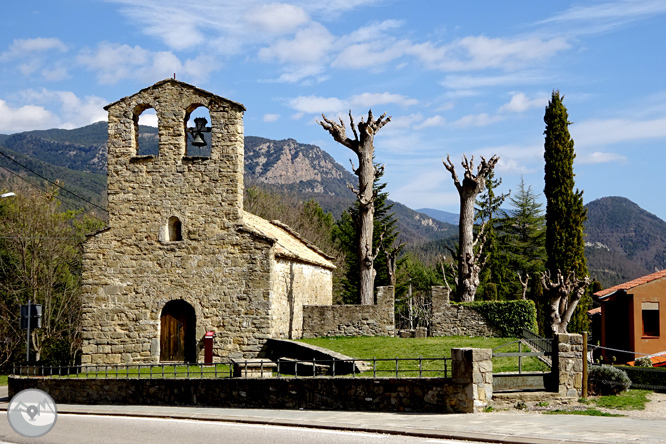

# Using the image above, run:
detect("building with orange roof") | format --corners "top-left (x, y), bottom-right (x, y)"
top-left (593, 269), bottom-right (666, 363)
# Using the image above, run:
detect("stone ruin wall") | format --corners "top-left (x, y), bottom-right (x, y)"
top-left (430, 286), bottom-right (498, 337)
top-left (301, 286), bottom-right (395, 338)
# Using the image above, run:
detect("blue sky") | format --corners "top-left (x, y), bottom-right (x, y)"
top-left (1, 1), bottom-right (666, 221)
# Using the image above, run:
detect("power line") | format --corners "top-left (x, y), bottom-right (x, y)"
top-left (0, 149), bottom-right (108, 213)
top-left (0, 165), bottom-right (108, 226)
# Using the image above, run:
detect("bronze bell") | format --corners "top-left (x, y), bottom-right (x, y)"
top-left (191, 132), bottom-right (207, 147)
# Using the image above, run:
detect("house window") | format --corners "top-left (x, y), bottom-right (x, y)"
top-left (642, 302), bottom-right (659, 337)
top-left (168, 216), bottom-right (182, 241)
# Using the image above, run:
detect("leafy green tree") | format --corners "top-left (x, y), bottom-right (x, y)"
top-left (0, 185), bottom-right (104, 366)
top-left (502, 178), bottom-right (547, 299)
top-left (543, 91), bottom-right (590, 334)
top-left (394, 254), bottom-right (443, 329)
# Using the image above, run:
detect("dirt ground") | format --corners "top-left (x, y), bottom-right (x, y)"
top-left (489, 392), bottom-right (666, 418)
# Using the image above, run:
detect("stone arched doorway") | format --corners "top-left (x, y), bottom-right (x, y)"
top-left (160, 300), bottom-right (196, 362)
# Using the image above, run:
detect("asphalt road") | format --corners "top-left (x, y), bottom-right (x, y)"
top-left (0, 413), bottom-right (487, 444)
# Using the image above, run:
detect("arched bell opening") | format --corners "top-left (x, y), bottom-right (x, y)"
top-left (184, 104), bottom-right (212, 157)
top-left (133, 105), bottom-right (159, 156)
top-left (160, 300), bottom-right (196, 363)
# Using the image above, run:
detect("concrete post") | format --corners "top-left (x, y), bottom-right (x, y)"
top-left (553, 333), bottom-right (583, 397)
top-left (451, 348), bottom-right (493, 413)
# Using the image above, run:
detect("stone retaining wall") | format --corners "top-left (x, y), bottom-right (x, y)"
top-left (430, 287), bottom-right (497, 337)
top-left (9, 347), bottom-right (493, 414)
top-left (302, 286), bottom-right (395, 338)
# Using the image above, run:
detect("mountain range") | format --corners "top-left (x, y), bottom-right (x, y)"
top-left (1, 122), bottom-right (664, 289)
top-left (0, 122), bottom-right (454, 246)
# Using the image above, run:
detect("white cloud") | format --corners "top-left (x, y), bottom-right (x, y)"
top-left (288, 95), bottom-right (346, 114)
top-left (77, 43), bottom-right (217, 85)
top-left (499, 92), bottom-right (548, 113)
top-left (452, 113), bottom-right (504, 127)
top-left (333, 42), bottom-right (402, 69)
top-left (414, 115), bottom-right (446, 130)
top-left (258, 23), bottom-right (334, 64)
top-left (0, 100), bottom-right (58, 133)
top-left (441, 73), bottom-right (545, 90)
top-left (407, 36), bottom-right (569, 72)
top-left (572, 117), bottom-right (666, 147)
top-left (578, 151), bottom-right (627, 164)
top-left (263, 113), bottom-right (280, 122)
top-left (41, 64), bottom-right (69, 81)
top-left (18, 89), bottom-right (108, 129)
top-left (0, 38), bottom-right (68, 61)
top-left (539, 0), bottom-right (666, 36)
top-left (244, 3), bottom-right (310, 34)
top-left (349, 92), bottom-right (418, 108)
top-left (288, 92), bottom-right (419, 116)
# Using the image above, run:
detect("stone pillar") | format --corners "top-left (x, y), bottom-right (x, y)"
top-left (430, 286), bottom-right (450, 336)
top-left (376, 286), bottom-right (395, 337)
top-left (553, 333), bottom-right (583, 397)
top-left (451, 348), bottom-right (493, 413)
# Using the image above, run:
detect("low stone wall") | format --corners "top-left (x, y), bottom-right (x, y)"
top-left (302, 286), bottom-right (395, 338)
top-left (9, 347), bottom-right (493, 414)
top-left (430, 287), bottom-right (497, 337)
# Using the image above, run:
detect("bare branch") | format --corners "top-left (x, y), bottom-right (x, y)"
top-left (318, 113), bottom-right (356, 151)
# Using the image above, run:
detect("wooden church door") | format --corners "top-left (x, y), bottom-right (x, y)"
top-left (160, 300), bottom-right (196, 362)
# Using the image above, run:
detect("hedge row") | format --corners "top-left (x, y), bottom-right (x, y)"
top-left (620, 365), bottom-right (666, 393)
top-left (457, 300), bottom-right (538, 337)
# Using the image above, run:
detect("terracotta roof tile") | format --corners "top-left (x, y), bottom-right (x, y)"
top-left (242, 211), bottom-right (336, 270)
top-left (594, 269), bottom-right (666, 299)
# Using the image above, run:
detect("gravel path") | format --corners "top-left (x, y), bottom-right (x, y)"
top-left (489, 391), bottom-right (666, 418)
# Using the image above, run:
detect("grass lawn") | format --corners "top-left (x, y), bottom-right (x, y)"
top-left (299, 336), bottom-right (549, 375)
top-left (0, 375), bottom-right (7, 386)
top-left (545, 408), bottom-right (624, 417)
top-left (594, 390), bottom-right (651, 410)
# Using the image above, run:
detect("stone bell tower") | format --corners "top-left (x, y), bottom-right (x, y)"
top-left (104, 79), bottom-right (246, 236)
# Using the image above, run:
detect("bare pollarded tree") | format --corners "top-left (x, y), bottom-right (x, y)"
top-left (319, 110), bottom-right (391, 305)
top-left (443, 154), bottom-right (499, 302)
top-left (540, 270), bottom-right (592, 334)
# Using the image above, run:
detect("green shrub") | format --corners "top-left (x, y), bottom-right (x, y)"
top-left (634, 357), bottom-right (653, 368)
top-left (461, 300), bottom-right (538, 337)
top-left (588, 365), bottom-right (632, 395)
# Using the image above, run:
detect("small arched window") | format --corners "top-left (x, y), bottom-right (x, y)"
top-left (168, 216), bottom-right (182, 241)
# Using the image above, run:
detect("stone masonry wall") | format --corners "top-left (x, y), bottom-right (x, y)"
top-left (430, 287), bottom-right (497, 337)
top-left (302, 286), bottom-right (395, 338)
top-left (553, 333), bottom-right (583, 397)
top-left (9, 348), bottom-right (492, 414)
top-left (270, 259), bottom-right (333, 339)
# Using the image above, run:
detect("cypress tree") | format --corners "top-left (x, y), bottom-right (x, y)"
top-left (543, 90), bottom-right (590, 332)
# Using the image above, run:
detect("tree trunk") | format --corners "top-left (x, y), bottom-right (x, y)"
top-left (319, 110), bottom-right (391, 305)
top-left (540, 270), bottom-right (591, 334)
top-left (443, 154), bottom-right (499, 302)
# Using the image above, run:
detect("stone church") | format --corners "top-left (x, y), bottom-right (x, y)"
top-left (80, 79), bottom-right (335, 365)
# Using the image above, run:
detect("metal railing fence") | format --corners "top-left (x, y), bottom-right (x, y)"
top-left (12, 356), bottom-right (451, 380)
